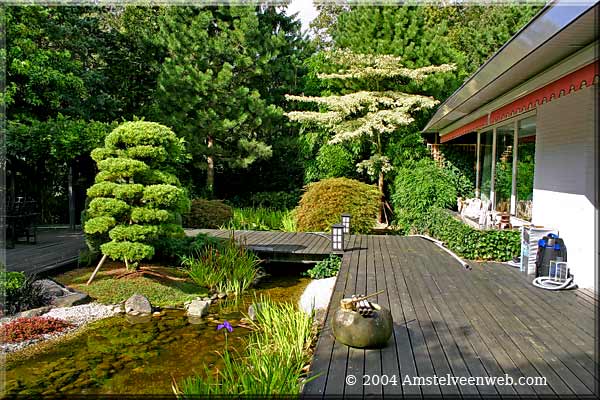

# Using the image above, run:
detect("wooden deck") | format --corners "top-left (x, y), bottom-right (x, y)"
top-left (303, 235), bottom-right (599, 398)
top-left (5, 229), bottom-right (85, 275)
top-left (186, 229), bottom-right (333, 262)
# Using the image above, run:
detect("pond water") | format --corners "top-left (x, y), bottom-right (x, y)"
top-left (3, 265), bottom-right (312, 396)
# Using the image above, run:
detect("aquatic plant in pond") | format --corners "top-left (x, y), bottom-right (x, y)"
top-left (179, 296), bottom-right (316, 396)
top-left (217, 320), bottom-right (233, 333)
top-left (181, 239), bottom-right (260, 296)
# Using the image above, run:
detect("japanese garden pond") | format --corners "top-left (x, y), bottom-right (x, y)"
top-left (3, 265), bottom-right (312, 396)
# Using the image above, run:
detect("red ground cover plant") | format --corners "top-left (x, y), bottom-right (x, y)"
top-left (0, 316), bottom-right (73, 343)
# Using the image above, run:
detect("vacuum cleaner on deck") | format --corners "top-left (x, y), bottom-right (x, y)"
top-left (532, 233), bottom-right (576, 290)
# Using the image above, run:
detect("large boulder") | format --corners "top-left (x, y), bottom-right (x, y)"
top-left (34, 279), bottom-right (67, 298)
top-left (186, 299), bottom-right (210, 317)
top-left (124, 294), bottom-right (152, 315)
top-left (299, 277), bottom-right (337, 314)
top-left (17, 305), bottom-right (53, 318)
top-left (52, 292), bottom-right (91, 308)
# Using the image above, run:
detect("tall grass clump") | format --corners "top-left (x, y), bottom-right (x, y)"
top-left (178, 297), bottom-right (316, 396)
top-left (181, 238), bottom-right (260, 296)
top-left (281, 209), bottom-right (298, 232)
top-left (222, 207), bottom-right (295, 231)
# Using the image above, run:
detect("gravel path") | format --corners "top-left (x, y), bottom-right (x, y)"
top-left (1, 303), bottom-right (119, 354)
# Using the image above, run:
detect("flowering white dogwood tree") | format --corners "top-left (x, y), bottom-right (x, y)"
top-left (285, 50), bottom-right (455, 223)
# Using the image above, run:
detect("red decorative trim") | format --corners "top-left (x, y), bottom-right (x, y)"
top-left (489, 62), bottom-right (598, 124)
top-left (440, 61), bottom-right (599, 143)
top-left (440, 116), bottom-right (487, 143)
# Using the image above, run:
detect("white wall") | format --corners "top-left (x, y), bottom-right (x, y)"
top-left (532, 85), bottom-right (597, 290)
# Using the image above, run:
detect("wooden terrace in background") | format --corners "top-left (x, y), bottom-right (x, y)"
top-left (5, 229), bottom-right (85, 275)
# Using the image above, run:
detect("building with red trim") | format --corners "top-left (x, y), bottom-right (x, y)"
top-left (424, 0), bottom-right (598, 289)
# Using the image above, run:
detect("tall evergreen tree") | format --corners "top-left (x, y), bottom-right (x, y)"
top-left (155, 6), bottom-right (280, 196)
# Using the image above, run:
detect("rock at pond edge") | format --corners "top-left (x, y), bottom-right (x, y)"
top-left (186, 300), bottom-right (210, 317)
top-left (124, 294), bottom-right (152, 315)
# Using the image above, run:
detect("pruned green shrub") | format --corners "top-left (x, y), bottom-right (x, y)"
top-left (182, 199), bottom-right (233, 229)
top-left (295, 177), bottom-right (379, 234)
top-left (411, 207), bottom-right (520, 261)
top-left (303, 255), bottom-right (341, 279)
top-left (0, 271), bottom-right (26, 293)
top-left (391, 159), bottom-right (457, 230)
top-left (84, 121), bottom-right (190, 269)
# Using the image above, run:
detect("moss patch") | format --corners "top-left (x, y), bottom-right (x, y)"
top-left (54, 262), bottom-right (208, 307)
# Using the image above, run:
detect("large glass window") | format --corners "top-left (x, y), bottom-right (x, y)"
top-left (494, 124), bottom-right (514, 213)
top-left (516, 117), bottom-right (536, 221)
top-left (478, 130), bottom-right (493, 203)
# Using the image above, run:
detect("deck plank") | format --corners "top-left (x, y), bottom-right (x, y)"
top-left (322, 236), bottom-right (359, 398)
top-left (363, 235), bottom-right (383, 397)
top-left (380, 236), bottom-right (420, 398)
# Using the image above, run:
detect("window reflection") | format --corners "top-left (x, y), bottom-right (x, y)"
top-left (478, 130), bottom-right (493, 203)
top-left (495, 124), bottom-right (514, 213)
top-left (516, 117), bottom-right (536, 221)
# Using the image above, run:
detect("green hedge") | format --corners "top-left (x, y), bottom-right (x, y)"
top-left (412, 207), bottom-right (520, 261)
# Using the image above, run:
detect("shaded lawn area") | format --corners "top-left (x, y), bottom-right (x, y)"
top-left (54, 261), bottom-right (208, 307)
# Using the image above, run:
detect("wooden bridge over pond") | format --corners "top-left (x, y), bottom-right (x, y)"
top-left (188, 229), bottom-right (598, 397)
top-left (186, 229), bottom-right (335, 263)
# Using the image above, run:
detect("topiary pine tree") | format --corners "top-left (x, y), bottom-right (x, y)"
top-left (285, 50), bottom-right (455, 223)
top-left (84, 121), bottom-right (190, 270)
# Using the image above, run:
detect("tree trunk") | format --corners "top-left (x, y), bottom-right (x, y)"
top-left (206, 136), bottom-right (214, 197)
top-left (378, 171), bottom-right (385, 224)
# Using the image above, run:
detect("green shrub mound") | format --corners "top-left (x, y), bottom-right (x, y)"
top-left (295, 177), bottom-right (379, 234)
top-left (412, 207), bottom-right (520, 261)
top-left (84, 121), bottom-right (190, 268)
top-left (304, 255), bottom-right (342, 279)
top-left (391, 159), bottom-right (457, 230)
top-left (182, 199), bottom-right (233, 228)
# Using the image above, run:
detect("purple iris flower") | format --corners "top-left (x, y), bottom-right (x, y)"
top-left (217, 320), bottom-right (233, 333)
